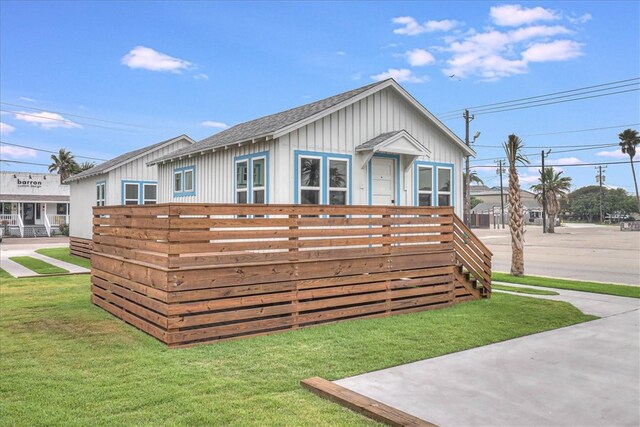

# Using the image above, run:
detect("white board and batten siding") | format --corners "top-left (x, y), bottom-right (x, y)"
top-left (158, 86), bottom-right (465, 214)
top-left (69, 138), bottom-right (193, 239)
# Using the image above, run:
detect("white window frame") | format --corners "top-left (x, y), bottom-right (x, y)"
top-left (235, 159), bottom-right (249, 204)
top-left (436, 166), bottom-right (452, 207)
top-left (124, 182), bottom-right (140, 205)
top-left (327, 157), bottom-right (349, 206)
top-left (174, 171), bottom-right (183, 193)
top-left (143, 183), bottom-right (157, 205)
top-left (184, 169), bottom-right (194, 193)
top-left (417, 166), bottom-right (433, 207)
top-left (251, 156), bottom-right (266, 204)
top-left (299, 155), bottom-right (323, 205)
top-left (96, 182), bottom-right (106, 206)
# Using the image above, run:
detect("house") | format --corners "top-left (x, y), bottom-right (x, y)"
top-left (470, 185), bottom-right (543, 226)
top-left (0, 171), bottom-right (70, 237)
top-left (148, 79), bottom-right (475, 213)
top-left (66, 135), bottom-right (194, 258)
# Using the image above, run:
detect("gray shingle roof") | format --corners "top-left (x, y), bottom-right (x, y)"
top-left (150, 79), bottom-right (391, 164)
top-left (355, 130), bottom-right (404, 151)
top-left (66, 134), bottom-right (193, 183)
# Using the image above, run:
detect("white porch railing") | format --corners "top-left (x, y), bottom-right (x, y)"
top-left (47, 214), bottom-right (69, 227)
top-left (0, 214), bottom-right (23, 237)
top-left (44, 214), bottom-right (52, 237)
top-left (17, 215), bottom-right (24, 237)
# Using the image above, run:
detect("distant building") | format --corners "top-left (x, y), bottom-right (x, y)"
top-left (470, 185), bottom-right (544, 226)
top-left (0, 171), bottom-right (70, 237)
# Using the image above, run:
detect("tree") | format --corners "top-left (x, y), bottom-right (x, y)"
top-left (530, 167), bottom-right (572, 233)
top-left (566, 186), bottom-right (638, 222)
top-left (470, 196), bottom-right (483, 210)
top-left (618, 128), bottom-right (640, 210)
top-left (48, 149), bottom-right (77, 183)
top-left (503, 134), bottom-right (529, 276)
top-left (464, 170), bottom-right (484, 186)
top-left (74, 161), bottom-right (96, 173)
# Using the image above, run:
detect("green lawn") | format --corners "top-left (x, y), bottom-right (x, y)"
top-left (492, 284), bottom-right (559, 296)
top-left (0, 275), bottom-right (595, 426)
top-left (8, 256), bottom-right (68, 275)
top-left (0, 269), bottom-right (11, 280)
top-left (493, 272), bottom-right (640, 299)
top-left (35, 247), bottom-right (91, 270)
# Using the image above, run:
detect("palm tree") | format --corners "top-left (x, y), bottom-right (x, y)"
top-left (531, 167), bottom-right (572, 233)
top-left (74, 161), bottom-right (96, 173)
top-left (618, 128), bottom-right (640, 210)
top-left (503, 134), bottom-right (529, 276)
top-left (463, 170), bottom-right (484, 186)
top-left (48, 149), bottom-right (77, 183)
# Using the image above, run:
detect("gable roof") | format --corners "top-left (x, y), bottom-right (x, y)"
top-left (66, 134), bottom-right (194, 183)
top-left (149, 79), bottom-right (473, 165)
top-left (355, 129), bottom-right (431, 157)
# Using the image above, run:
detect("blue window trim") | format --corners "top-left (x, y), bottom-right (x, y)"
top-left (121, 180), bottom-right (157, 205)
top-left (293, 150), bottom-right (352, 205)
top-left (96, 180), bottom-right (106, 206)
top-left (413, 161), bottom-right (455, 207)
top-left (368, 153), bottom-right (401, 206)
top-left (233, 151), bottom-right (270, 204)
top-left (173, 165), bottom-right (196, 197)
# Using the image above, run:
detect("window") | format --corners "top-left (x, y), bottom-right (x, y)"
top-left (96, 182), bottom-right (106, 206)
top-left (300, 157), bottom-right (321, 204)
top-left (173, 166), bottom-right (196, 197)
top-left (1, 202), bottom-right (12, 214)
top-left (143, 184), bottom-right (157, 205)
top-left (236, 160), bottom-right (248, 203)
top-left (124, 183), bottom-right (139, 205)
top-left (56, 203), bottom-right (67, 215)
top-left (437, 167), bottom-right (452, 206)
top-left (328, 159), bottom-right (348, 205)
top-left (417, 166), bottom-right (433, 206)
top-left (234, 153), bottom-right (268, 204)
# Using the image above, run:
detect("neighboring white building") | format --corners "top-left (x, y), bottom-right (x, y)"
top-left (66, 135), bottom-right (194, 256)
top-left (149, 79), bottom-right (474, 214)
top-left (0, 171), bottom-right (70, 237)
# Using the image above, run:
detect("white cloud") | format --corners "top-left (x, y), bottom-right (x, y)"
top-left (0, 122), bottom-right (16, 135)
top-left (19, 97), bottom-right (37, 102)
top-left (336, 51), bottom-right (346, 56)
top-left (568, 13), bottom-right (592, 25)
top-left (350, 72), bottom-right (363, 81)
top-left (392, 16), bottom-right (458, 36)
top-left (193, 73), bottom-right (209, 80)
top-left (520, 174), bottom-right (540, 184)
top-left (201, 121), bottom-right (229, 129)
top-left (0, 145), bottom-right (37, 158)
top-left (406, 49), bottom-right (436, 67)
top-left (490, 4), bottom-right (560, 27)
top-left (553, 157), bottom-right (583, 165)
top-left (121, 46), bottom-right (192, 73)
top-left (522, 40), bottom-right (584, 62)
top-left (14, 111), bottom-right (81, 129)
top-left (370, 68), bottom-right (425, 83)
top-left (596, 149), bottom-right (626, 159)
top-left (381, 43), bottom-right (401, 49)
top-left (509, 25), bottom-right (572, 43)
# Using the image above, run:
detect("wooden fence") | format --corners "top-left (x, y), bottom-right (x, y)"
top-left (91, 204), bottom-right (492, 347)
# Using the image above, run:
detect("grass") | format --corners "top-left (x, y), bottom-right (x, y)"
top-left (0, 269), bottom-right (12, 280)
top-left (492, 284), bottom-right (559, 296)
top-left (35, 247), bottom-right (91, 270)
top-left (493, 272), bottom-right (640, 299)
top-left (8, 256), bottom-right (68, 275)
top-left (0, 275), bottom-right (596, 426)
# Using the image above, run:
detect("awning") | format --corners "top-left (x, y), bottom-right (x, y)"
top-left (356, 129), bottom-right (431, 169)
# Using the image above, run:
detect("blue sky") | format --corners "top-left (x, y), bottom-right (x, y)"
top-left (1, 1), bottom-right (638, 192)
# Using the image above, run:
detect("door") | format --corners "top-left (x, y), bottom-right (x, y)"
top-left (23, 203), bottom-right (35, 225)
top-left (371, 157), bottom-right (396, 205)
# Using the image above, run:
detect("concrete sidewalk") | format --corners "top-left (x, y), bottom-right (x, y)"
top-left (335, 289), bottom-right (640, 426)
top-left (0, 247), bottom-right (89, 278)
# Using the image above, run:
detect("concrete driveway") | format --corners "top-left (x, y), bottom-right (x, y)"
top-left (473, 225), bottom-right (640, 286)
top-left (335, 289), bottom-right (640, 426)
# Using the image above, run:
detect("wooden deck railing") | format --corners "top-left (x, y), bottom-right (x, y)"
top-left (91, 203), bottom-right (491, 347)
top-left (453, 215), bottom-right (492, 293)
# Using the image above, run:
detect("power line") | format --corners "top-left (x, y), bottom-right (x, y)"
top-left (474, 142), bottom-right (618, 149)
top-left (0, 159), bottom-right (51, 167)
top-left (0, 101), bottom-right (155, 130)
top-left (438, 77), bottom-right (640, 116)
top-left (0, 109), bottom-right (150, 133)
top-left (0, 140), bottom-right (107, 161)
top-left (471, 144), bottom-right (621, 164)
top-left (520, 123), bottom-right (640, 137)
top-left (471, 160), bottom-right (637, 169)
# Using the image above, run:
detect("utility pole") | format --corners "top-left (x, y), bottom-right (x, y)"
top-left (541, 150), bottom-right (551, 233)
top-left (596, 166), bottom-right (607, 223)
top-left (463, 109), bottom-right (475, 227)
top-left (496, 159), bottom-right (505, 229)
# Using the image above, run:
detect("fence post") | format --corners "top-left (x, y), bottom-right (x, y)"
top-left (289, 213), bottom-right (300, 329)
